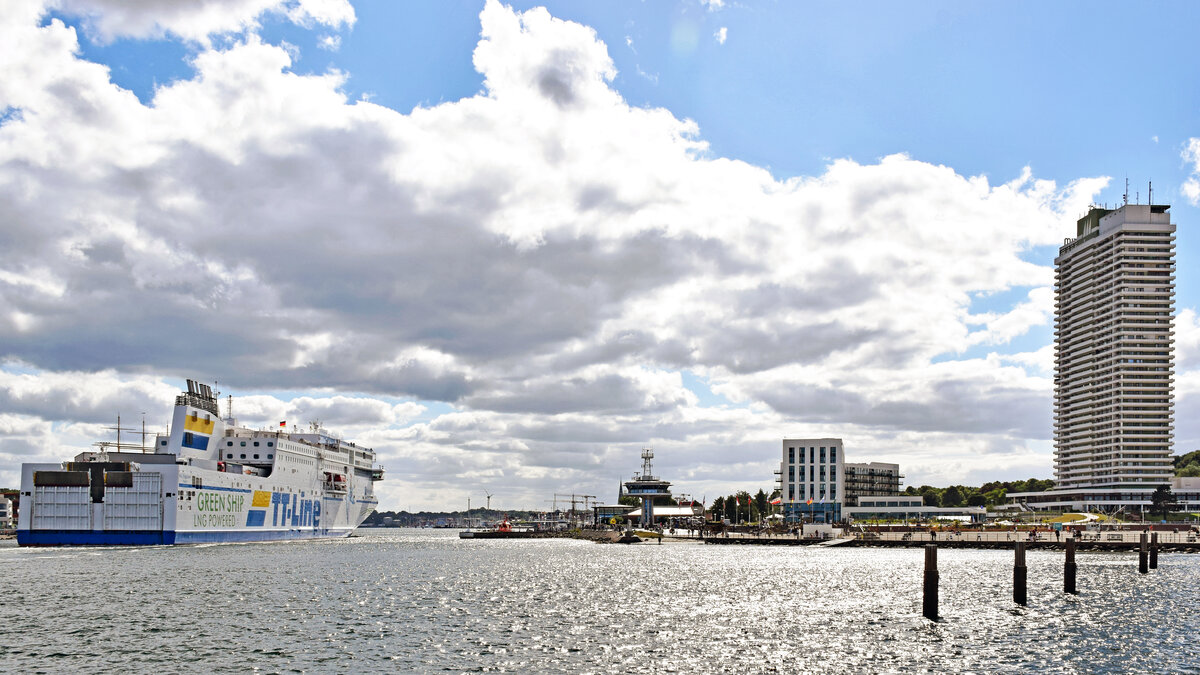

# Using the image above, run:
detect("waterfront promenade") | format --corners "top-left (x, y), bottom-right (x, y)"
top-left (689, 528), bottom-right (1200, 552)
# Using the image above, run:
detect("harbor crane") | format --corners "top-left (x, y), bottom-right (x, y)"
top-left (546, 494), bottom-right (599, 525)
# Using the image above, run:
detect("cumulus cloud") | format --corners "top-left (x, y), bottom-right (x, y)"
top-left (2, 0), bottom-right (1183, 508)
top-left (51, 0), bottom-right (355, 43)
top-left (1183, 138), bottom-right (1200, 206)
top-left (715, 27), bottom-right (727, 44)
top-left (317, 33), bottom-right (340, 51)
top-left (0, 368), bottom-right (178, 424)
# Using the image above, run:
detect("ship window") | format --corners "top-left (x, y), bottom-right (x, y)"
top-left (240, 441), bottom-right (246, 446)
top-left (227, 454), bottom-right (233, 459)
top-left (254, 454), bottom-right (259, 459)
top-left (268, 454), bottom-right (273, 459)
top-left (227, 441), bottom-right (233, 447)
top-left (240, 454), bottom-right (246, 459)
top-left (161, 440), bottom-right (167, 446)
top-left (267, 442), bottom-right (274, 447)
top-left (253, 441), bottom-right (260, 447)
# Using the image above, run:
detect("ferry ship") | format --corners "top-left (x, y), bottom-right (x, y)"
top-left (16, 380), bottom-right (382, 546)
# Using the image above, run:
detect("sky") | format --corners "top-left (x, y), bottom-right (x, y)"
top-left (1, 0), bottom-right (1198, 512)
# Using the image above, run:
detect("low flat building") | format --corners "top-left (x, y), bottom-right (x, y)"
top-left (594, 504), bottom-right (634, 525)
top-left (845, 496), bottom-right (985, 522)
top-left (1008, 476), bottom-right (1200, 513)
top-left (624, 505), bottom-right (703, 521)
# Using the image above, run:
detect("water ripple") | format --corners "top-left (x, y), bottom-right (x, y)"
top-left (2, 531), bottom-right (1198, 673)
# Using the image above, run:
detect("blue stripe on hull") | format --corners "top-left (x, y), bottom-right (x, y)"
top-left (17, 528), bottom-right (355, 546)
top-left (17, 530), bottom-right (176, 546)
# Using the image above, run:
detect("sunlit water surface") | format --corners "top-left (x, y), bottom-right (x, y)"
top-left (3, 529), bottom-right (1198, 673)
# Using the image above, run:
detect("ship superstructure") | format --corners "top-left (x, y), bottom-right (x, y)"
top-left (17, 380), bottom-right (383, 546)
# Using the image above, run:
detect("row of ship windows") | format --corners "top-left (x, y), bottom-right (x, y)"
top-left (226, 453), bottom-right (272, 461)
top-left (226, 440), bottom-right (274, 448)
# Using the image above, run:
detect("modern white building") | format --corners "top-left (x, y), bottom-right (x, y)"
top-left (780, 438), bottom-right (844, 522)
top-left (1010, 203), bottom-right (1176, 511)
top-left (844, 495), bottom-right (985, 522)
top-left (843, 462), bottom-right (902, 506)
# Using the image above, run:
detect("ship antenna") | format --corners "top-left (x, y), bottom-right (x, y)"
top-left (227, 394), bottom-right (233, 420)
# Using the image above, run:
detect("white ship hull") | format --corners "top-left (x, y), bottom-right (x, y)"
top-left (17, 380), bottom-right (382, 546)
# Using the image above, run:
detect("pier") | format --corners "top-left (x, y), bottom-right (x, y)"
top-left (847, 529), bottom-right (1200, 552)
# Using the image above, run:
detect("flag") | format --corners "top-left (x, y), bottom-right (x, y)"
top-left (806, 498), bottom-right (813, 505)
top-left (279, 421), bottom-right (286, 427)
top-left (770, 498), bottom-right (782, 505)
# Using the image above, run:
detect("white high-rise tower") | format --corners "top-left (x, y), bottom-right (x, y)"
top-left (1036, 203), bottom-right (1176, 509)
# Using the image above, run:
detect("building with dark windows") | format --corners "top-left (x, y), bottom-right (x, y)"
top-left (843, 462), bottom-right (903, 506)
top-left (779, 438), bottom-right (843, 523)
top-left (1010, 203), bottom-right (1177, 511)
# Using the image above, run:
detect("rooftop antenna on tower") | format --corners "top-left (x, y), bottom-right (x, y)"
top-left (640, 447), bottom-right (655, 480)
top-left (1148, 180), bottom-right (1152, 205)
top-left (1124, 177), bottom-right (1129, 206)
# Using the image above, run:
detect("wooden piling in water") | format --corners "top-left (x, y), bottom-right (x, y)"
top-left (923, 544), bottom-right (938, 621)
top-left (1150, 532), bottom-right (1158, 569)
top-left (1064, 537), bottom-right (1077, 594)
top-left (1013, 542), bottom-right (1027, 606)
top-left (1139, 532), bottom-right (1149, 574)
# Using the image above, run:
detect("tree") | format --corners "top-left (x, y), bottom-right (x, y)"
top-left (1171, 449), bottom-right (1200, 470)
top-left (709, 496), bottom-right (725, 520)
top-left (734, 491), bottom-right (753, 523)
top-left (1151, 484), bottom-right (1178, 519)
top-left (967, 494), bottom-right (986, 507)
top-left (917, 485), bottom-right (942, 507)
top-left (942, 485), bottom-right (965, 508)
top-left (754, 489), bottom-right (768, 517)
top-left (984, 487), bottom-right (1007, 506)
